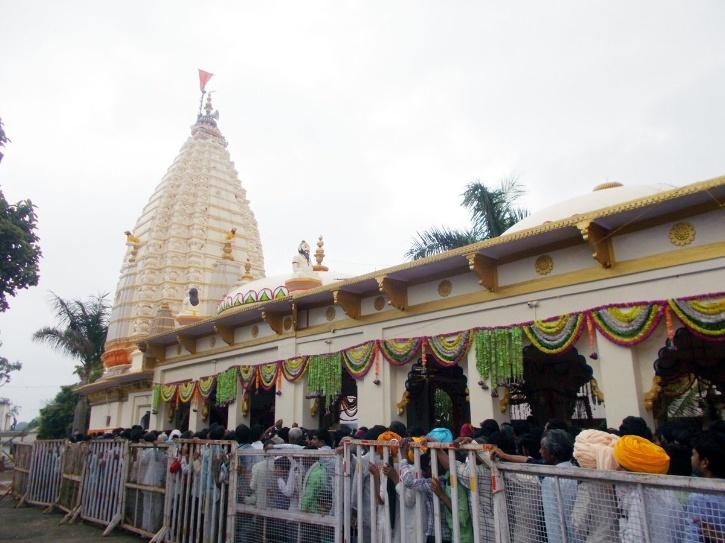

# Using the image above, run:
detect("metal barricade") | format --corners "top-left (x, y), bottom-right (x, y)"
top-left (122, 442), bottom-right (169, 539)
top-left (57, 441), bottom-right (87, 521)
top-left (234, 446), bottom-right (342, 543)
top-left (10, 442), bottom-right (32, 500)
top-left (24, 439), bottom-right (65, 508)
top-left (164, 439), bottom-right (235, 543)
top-left (79, 439), bottom-right (129, 535)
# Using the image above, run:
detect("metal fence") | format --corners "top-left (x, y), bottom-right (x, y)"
top-left (79, 439), bottom-right (129, 535)
top-left (123, 441), bottom-right (169, 539)
top-left (234, 446), bottom-right (342, 543)
top-left (57, 441), bottom-right (86, 520)
top-left (9, 442), bottom-right (32, 499)
top-left (24, 439), bottom-right (64, 508)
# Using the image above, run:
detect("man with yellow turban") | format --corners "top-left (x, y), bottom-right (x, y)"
top-left (613, 435), bottom-right (683, 542)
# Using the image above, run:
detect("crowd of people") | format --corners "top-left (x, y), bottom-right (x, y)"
top-left (67, 415), bottom-right (725, 543)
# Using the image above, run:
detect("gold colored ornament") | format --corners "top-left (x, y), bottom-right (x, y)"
top-left (325, 306), bottom-right (336, 321)
top-left (590, 378), bottom-right (605, 404)
top-left (310, 397), bottom-right (320, 418)
top-left (242, 395), bottom-right (249, 417)
top-left (251, 325), bottom-right (259, 338)
top-left (283, 316), bottom-right (293, 331)
top-left (167, 407), bottom-right (175, 422)
top-left (202, 403), bottom-right (209, 422)
top-left (396, 391), bottom-right (409, 416)
top-left (499, 386), bottom-right (510, 414)
top-left (668, 222), bottom-right (695, 247)
top-left (535, 255), bottom-right (554, 276)
top-left (644, 376), bottom-right (662, 411)
top-left (437, 280), bottom-right (452, 298)
top-left (374, 296), bottom-right (385, 311)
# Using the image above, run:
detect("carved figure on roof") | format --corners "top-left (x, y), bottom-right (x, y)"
top-left (125, 230), bottom-right (140, 244)
top-left (298, 240), bottom-right (311, 265)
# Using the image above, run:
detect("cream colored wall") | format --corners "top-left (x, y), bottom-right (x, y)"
top-left (89, 400), bottom-right (124, 431)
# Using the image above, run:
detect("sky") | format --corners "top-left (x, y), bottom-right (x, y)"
top-left (1, 1), bottom-right (724, 421)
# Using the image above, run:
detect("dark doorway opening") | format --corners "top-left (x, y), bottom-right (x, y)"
top-left (173, 403), bottom-right (190, 432)
top-left (319, 369), bottom-right (358, 430)
top-left (250, 388), bottom-right (276, 429)
top-left (405, 361), bottom-right (470, 435)
top-left (207, 388), bottom-right (229, 428)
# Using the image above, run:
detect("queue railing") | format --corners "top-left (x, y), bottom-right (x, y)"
top-left (79, 439), bottom-right (129, 535)
top-left (23, 439), bottom-right (65, 508)
top-left (9, 442), bottom-right (32, 500)
top-left (122, 441), bottom-right (170, 539)
top-left (57, 441), bottom-right (86, 522)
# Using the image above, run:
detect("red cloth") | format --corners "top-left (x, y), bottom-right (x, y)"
top-left (198, 69), bottom-right (214, 90)
top-left (460, 423), bottom-right (474, 438)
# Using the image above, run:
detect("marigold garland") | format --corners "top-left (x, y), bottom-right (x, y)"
top-left (475, 328), bottom-right (523, 384)
top-left (178, 381), bottom-right (196, 404)
top-left (160, 383), bottom-right (177, 403)
top-left (151, 384), bottom-right (160, 412)
top-left (427, 330), bottom-right (472, 367)
top-left (379, 337), bottom-right (422, 366)
top-left (524, 313), bottom-right (585, 354)
top-left (197, 376), bottom-right (215, 399)
top-left (668, 295), bottom-right (725, 340)
top-left (341, 341), bottom-right (378, 379)
top-left (216, 368), bottom-right (238, 405)
top-left (281, 357), bottom-right (308, 382)
top-left (258, 363), bottom-right (279, 391)
top-left (308, 353), bottom-right (342, 404)
top-left (589, 303), bottom-right (663, 347)
top-left (239, 366), bottom-right (255, 390)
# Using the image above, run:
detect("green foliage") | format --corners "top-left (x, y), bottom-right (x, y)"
top-left (37, 386), bottom-right (77, 439)
top-left (433, 388), bottom-right (453, 429)
top-left (0, 342), bottom-right (22, 386)
top-left (33, 293), bottom-right (109, 384)
top-left (0, 118), bottom-right (9, 162)
top-left (406, 177), bottom-right (529, 260)
top-left (0, 189), bottom-right (41, 311)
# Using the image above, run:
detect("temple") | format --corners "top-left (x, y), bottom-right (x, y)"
top-left (79, 84), bottom-right (725, 435)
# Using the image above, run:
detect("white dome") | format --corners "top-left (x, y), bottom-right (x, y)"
top-left (504, 183), bottom-right (675, 234)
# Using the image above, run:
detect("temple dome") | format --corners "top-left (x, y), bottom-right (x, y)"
top-left (504, 182), bottom-right (675, 234)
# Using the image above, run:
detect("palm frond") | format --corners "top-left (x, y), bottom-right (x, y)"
top-left (405, 226), bottom-right (480, 260)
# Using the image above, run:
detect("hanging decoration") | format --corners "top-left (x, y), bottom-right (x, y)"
top-left (151, 384), bottom-right (160, 412)
top-left (239, 365), bottom-right (256, 390)
top-left (475, 328), bottom-right (523, 385)
top-left (341, 341), bottom-right (377, 379)
top-left (258, 362), bottom-right (279, 391)
top-left (216, 368), bottom-right (238, 405)
top-left (276, 368), bottom-right (283, 395)
top-left (427, 330), bottom-right (472, 366)
top-left (178, 381), bottom-right (196, 404)
top-left (197, 375), bottom-right (215, 400)
top-left (379, 337), bottom-right (423, 366)
top-left (589, 303), bottom-right (663, 347)
top-left (373, 350), bottom-right (381, 385)
top-left (585, 315), bottom-right (598, 359)
top-left (524, 313), bottom-right (585, 354)
top-left (281, 356), bottom-right (308, 382)
top-left (160, 383), bottom-right (178, 403)
top-left (308, 353), bottom-right (342, 404)
top-left (668, 294), bottom-right (725, 340)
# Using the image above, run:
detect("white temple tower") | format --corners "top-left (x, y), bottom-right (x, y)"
top-left (101, 93), bottom-right (265, 374)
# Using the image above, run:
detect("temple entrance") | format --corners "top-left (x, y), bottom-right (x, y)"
top-left (405, 362), bottom-right (470, 435)
top-left (249, 388), bottom-right (276, 429)
top-left (208, 388), bottom-right (229, 428)
top-left (172, 403), bottom-right (190, 432)
top-left (319, 370), bottom-right (358, 430)
top-left (508, 346), bottom-right (601, 427)
top-left (651, 327), bottom-right (725, 426)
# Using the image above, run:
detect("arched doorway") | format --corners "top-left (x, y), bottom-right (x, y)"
top-left (405, 362), bottom-right (470, 435)
top-left (651, 327), bottom-right (725, 426)
top-left (249, 388), bottom-right (276, 429)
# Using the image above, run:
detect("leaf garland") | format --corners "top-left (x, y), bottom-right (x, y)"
top-left (258, 363), bottom-right (279, 391)
top-left (151, 384), bottom-right (160, 412)
top-left (342, 341), bottom-right (378, 379)
top-left (308, 353), bottom-right (342, 404)
top-left (380, 337), bottom-right (422, 366)
top-left (428, 330), bottom-right (472, 367)
top-left (160, 383), bottom-right (177, 403)
top-left (475, 328), bottom-right (523, 384)
top-left (281, 356), bottom-right (308, 382)
top-left (197, 376), bottom-right (215, 400)
top-left (590, 303), bottom-right (664, 346)
top-left (178, 381), bottom-right (196, 403)
top-left (668, 294), bottom-right (725, 340)
top-left (524, 313), bottom-right (585, 354)
top-left (239, 366), bottom-right (255, 390)
top-left (216, 368), bottom-right (238, 405)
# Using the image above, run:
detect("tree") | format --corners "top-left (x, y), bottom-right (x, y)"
top-left (0, 189), bottom-right (41, 311)
top-left (0, 343), bottom-right (22, 387)
top-left (0, 117), bottom-right (9, 163)
top-left (406, 177), bottom-right (529, 260)
top-left (37, 386), bottom-right (78, 439)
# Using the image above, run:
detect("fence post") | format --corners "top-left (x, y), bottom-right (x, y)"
top-left (488, 454), bottom-right (510, 543)
top-left (343, 442), bottom-right (351, 543)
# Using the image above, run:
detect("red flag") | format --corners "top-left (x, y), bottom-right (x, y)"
top-left (198, 69), bottom-right (214, 91)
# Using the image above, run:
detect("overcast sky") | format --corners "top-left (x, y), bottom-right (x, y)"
top-left (1, 1), bottom-right (724, 421)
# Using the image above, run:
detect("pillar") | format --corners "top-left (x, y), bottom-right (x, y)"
top-left (466, 349), bottom-right (510, 425)
top-left (356, 368), bottom-right (387, 429)
top-left (227, 384), bottom-right (250, 430)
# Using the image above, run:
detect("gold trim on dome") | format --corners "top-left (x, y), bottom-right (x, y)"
top-left (373, 296), bottom-right (386, 311)
top-left (669, 222), bottom-right (696, 247)
top-left (437, 280), bottom-right (453, 297)
top-left (535, 255), bottom-right (554, 275)
top-left (325, 306), bottom-right (336, 321)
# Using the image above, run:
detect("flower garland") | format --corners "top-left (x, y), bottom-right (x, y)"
top-left (151, 384), bottom-right (161, 412)
top-left (341, 341), bottom-right (378, 379)
top-left (668, 294), bottom-right (725, 340)
top-left (197, 376), bottom-right (215, 400)
top-left (281, 356), bottom-right (308, 382)
top-left (379, 337), bottom-right (423, 366)
top-left (524, 313), bottom-right (585, 355)
top-left (178, 381), bottom-right (196, 404)
top-left (475, 328), bottom-right (523, 384)
top-left (427, 330), bottom-right (472, 367)
top-left (589, 303), bottom-right (664, 347)
top-left (215, 368), bottom-right (238, 405)
top-left (308, 353), bottom-right (342, 404)
top-left (160, 383), bottom-right (177, 403)
top-left (257, 362), bottom-right (279, 391)
top-left (239, 366), bottom-right (255, 390)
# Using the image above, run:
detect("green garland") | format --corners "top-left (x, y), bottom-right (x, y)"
top-left (475, 327), bottom-right (523, 385)
top-left (308, 353), bottom-right (342, 404)
top-left (216, 368), bottom-right (238, 405)
top-left (151, 384), bottom-right (160, 412)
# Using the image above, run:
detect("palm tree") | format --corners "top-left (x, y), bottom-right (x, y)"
top-left (406, 177), bottom-right (529, 260)
top-left (33, 293), bottom-right (109, 433)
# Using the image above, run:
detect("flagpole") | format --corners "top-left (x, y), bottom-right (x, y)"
top-left (198, 89), bottom-right (205, 117)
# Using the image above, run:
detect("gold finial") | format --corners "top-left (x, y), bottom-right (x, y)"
top-left (222, 227), bottom-right (236, 260)
top-left (313, 235), bottom-right (328, 272)
top-left (226, 227), bottom-right (237, 241)
top-left (204, 93), bottom-right (214, 116)
top-left (124, 230), bottom-right (140, 244)
top-left (241, 257), bottom-right (254, 282)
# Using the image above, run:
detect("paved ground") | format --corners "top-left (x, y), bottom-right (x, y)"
top-left (0, 496), bottom-right (141, 542)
